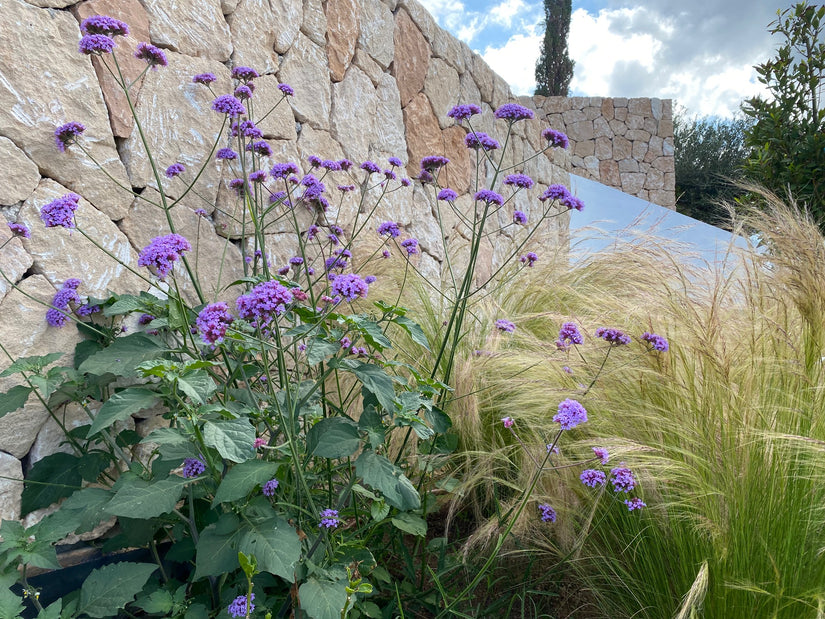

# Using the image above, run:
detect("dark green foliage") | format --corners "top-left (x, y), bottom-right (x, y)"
top-left (534, 0), bottom-right (574, 96)
top-left (673, 110), bottom-right (753, 227)
top-left (742, 2), bottom-right (825, 220)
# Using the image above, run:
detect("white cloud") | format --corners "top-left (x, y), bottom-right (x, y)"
top-left (490, 0), bottom-right (526, 27)
top-left (482, 31), bottom-right (543, 95)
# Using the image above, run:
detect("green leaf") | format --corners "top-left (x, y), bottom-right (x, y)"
top-left (193, 513), bottom-right (243, 580)
top-left (78, 334), bottom-right (168, 378)
top-left (392, 316), bottom-right (431, 351)
top-left (104, 476), bottom-right (189, 519)
top-left (33, 487), bottom-right (113, 540)
top-left (0, 588), bottom-right (24, 619)
top-left (0, 352), bottom-right (64, 377)
top-left (104, 294), bottom-right (150, 316)
top-left (351, 362), bottom-right (396, 414)
top-left (306, 338), bottom-right (340, 366)
top-left (358, 405), bottom-right (385, 448)
top-left (203, 419), bottom-right (256, 463)
top-left (87, 388), bottom-right (159, 438)
top-left (18, 538), bottom-right (61, 570)
top-left (425, 406), bottom-right (452, 434)
top-left (391, 512), bottom-right (427, 537)
top-left (212, 460), bottom-right (280, 505)
top-left (77, 562), bottom-right (157, 618)
top-left (29, 369), bottom-right (66, 401)
top-left (307, 417), bottom-right (361, 459)
top-left (370, 499), bottom-right (389, 522)
top-left (37, 599), bottom-right (64, 619)
top-left (237, 501), bottom-right (301, 581)
top-left (347, 315), bottom-right (391, 350)
top-left (133, 589), bottom-right (174, 614)
top-left (0, 386), bottom-right (31, 417)
top-left (177, 369), bottom-right (217, 405)
top-left (355, 451), bottom-right (420, 511)
top-left (21, 453), bottom-right (82, 515)
top-left (298, 578), bottom-right (348, 619)
top-left (141, 427), bottom-right (188, 446)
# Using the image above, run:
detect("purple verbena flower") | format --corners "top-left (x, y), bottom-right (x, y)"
top-left (539, 184), bottom-right (572, 203)
top-left (278, 83), bottom-right (294, 96)
top-left (401, 177), bottom-right (411, 186)
top-left (520, 251), bottom-right (538, 267)
top-left (437, 188), bottom-right (457, 201)
top-left (76, 303), bottom-right (100, 316)
top-left (538, 503), bottom-right (556, 523)
top-left (553, 398), bottom-right (588, 430)
top-left (625, 497), bottom-right (646, 511)
top-left (79, 34), bottom-right (115, 55)
top-left (271, 162), bottom-right (300, 179)
top-left (494, 103), bottom-right (534, 122)
top-left (231, 66), bottom-right (259, 81)
top-left (306, 224), bottom-right (319, 240)
top-left (248, 170), bottom-right (267, 183)
top-left (560, 194), bottom-right (585, 212)
top-left (596, 327), bottom-right (631, 346)
top-left (360, 160), bottom-right (380, 174)
top-left (216, 147), bottom-right (238, 160)
top-left (474, 189), bottom-right (504, 206)
top-left (513, 210), bottom-right (527, 225)
top-left (340, 336), bottom-right (352, 349)
top-left (321, 159), bottom-right (341, 171)
top-left (192, 72), bottom-right (217, 85)
top-left (138, 313), bottom-right (155, 325)
top-left (182, 457), bottom-right (206, 478)
top-left (338, 184), bottom-right (356, 192)
top-left (580, 469), bottom-right (607, 488)
top-left (495, 319), bottom-right (516, 333)
top-left (593, 447), bottom-right (609, 464)
top-left (236, 280), bottom-right (294, 328)
top-left (54, 121), bottom-right (85, 153)
top-left (388, 156), bottom-right (403, 167)
top-left (465, 132), bottom-right (500, 150)
top-left (420, 155), bottom-right (449, 171)
top-left (137, 233), bottom-right (192, 279)
top-left (165, 163), bottom-right (185, 178)
top-left (383, 169), bottom-right (397, 181)
top-left (331, 273), bottom-right (369, 302)
top-left (227, 594), bottom-right (255, 618)
top-left (234, 85), bottom-right (253, 100)
top-left (377, 221), bottom-right (400, 238)
top-left (329, 225), bottom-right (343, 235)
top-left (337, 158), bottom-right (353, 171)
top-left (417, 169), bottom-right (435, 183)
top-left (289, 256), bottom-right (304, 266)
top-left (400, 238), bottom-right (418, 255)
top-left (134, 42), bottom-right (167, 69)
top-left (319, 508), bottom-right (340, 529)
top-left (610, 466), bottom-right (636, 493)
top-left (8, 222), bottom-right (30, 238)
top-left (40, 193), bottom-right (80, 228)
top-left (641, 331), bottom-right (669, 352)
top-left (446, 103), bottom-right (481, 123)
top-left (236, 120), bottom-right (263, 138)
top-left (80, 15), bottom-right (129, 37)
top-left (196, 302), bottom-right (234, 345)
top-left (504, 173), bottom-right (534, 189)
top-left (501, 416), bottom-right (514, 428)
top-left (262, 478), bottom-right (279, 496)
top-left (307, 155), bottom-right (322, 168)
top-left (542, 127), bottom-right (570, 149)
top-left (556, 322), bottom-right (583, 350)
top-left (364, 275), bottom-right (377, 284)
top-left (211, 94), bottom-right (246, 117)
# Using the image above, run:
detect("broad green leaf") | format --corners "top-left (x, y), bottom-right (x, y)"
top-left (133, 589), bottom-right (174, 614)
top-left (306, 338), bottom-right (340, 366)
top-left (34, 487), bottom-right (113, 540)
top-left (21, 453), bottom-right (82, 515)
top-left (298, 578), bottom-right (348, 619)
top-left (212, 460), bottom-right (280, 505)
top-left (347, 315), bottom-right (391, 350)
top-left (0, 386), bottom-right (31, 417)
top-left (425, 406), bottom-right (452, 434)
top-left (355, 451), bottom-right (420, 511)
top-left (29, 370), bottom-right (65, 401)
top-left (391, 512), bottom-right (427, 537)
top-left (0, 352), bottom-right (64, 377)
top-left (87, 388), bottom-right (159, 438)
top-left (370, 499), bottom-right (389, 522)
top-left (351, 362), bottom-right (396, 414)
top-left (392, 315), bottom-right (431, 351)
top-left (203, 419), bottom-right (256, 463)
top-left (78, 334), bottom-right (167, 378)
top-left (193, 513), bottom-right (243, 580)
top-left (0, 587), bottom-right (24, 619)
top-left (37, 599), bottom-right (63, 619)
top-left (141, 427), bottom-right (188, 446)
top-left (358, 405), bottom-right (385, 448)
top-left (104, 294), bottom-right (153, 316)
top-left (77, 562), bottom-right (157, 618)
top-left (104, 476), bottom-right (189, 519)
top-left (307, 417), bottom-right (361, 459)
top-left (177, 369), bottom-right (217, 405)
top-left (17, 538), bottom-right (60, 570)
top-left (185, 603), bottom-right (209, 619)
top-left (237, 509), bottom-right (301, 581)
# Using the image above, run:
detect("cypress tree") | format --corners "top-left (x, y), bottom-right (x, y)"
top-left (534, 0), bottom-right (574, 96)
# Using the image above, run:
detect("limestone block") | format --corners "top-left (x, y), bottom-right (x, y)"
top-left (640, 162), bottom-right (650, 173)
top-left (613, 97), bottom-right (627, 107)
top-left (567, 121), bottom-right (594, 142)
top-left (0, 453), bottom-right (22, 522)
top-left (459, 72), bottom-right (482, 109)
top-left (23, 0), bottom-right (74, 6)
top-left (222, 0), bottom-right (241, 12)
top-left (0, 0), bottom-right (132, 220)
top-left (325, 0), bottom-right (360, 82)
top-left (491, 78), bottom-right (513, 113)
top-left (432, 25), bottom-right (465, 74)
top-left (398, 0), bottom-right (437, 42)
top-left (584, 106), bottom-right (601, 121)
top-left (229, 0), bottom-right (301, 70)
top-left (352, 48), bottom-right (384, 85)
top-left (403, 93), bottom-right (442, 179)
top-left (374, 72), bottom-right (408, 161)
top-left (568, 96), bottom-right (588, 108)
top-left (0, 275), bottom-right (81, 459)
top-left (0, 137), bottom-right (40, 206)
top-left (643, 117), bottom-right (658, 135)
top-left (472, 54), bottom-right (495, 103)
top-left (546, 113), bottom-right (564, 131)
top-left (121, 52), bottom-right (230, 206)
top-left (20, 179), bottom-right (143, 297)
top-left (594, 136), bottom-right (612, 160)
top-left (643, 147), bottom-right (658, 164)
top-left (296, 125), bottom-right (345, 167)
top-left (620, 172), bottom-right (645, 195)
top-left (0, 226), bottom-right (32, 301)
top-left (618, 158), bottom-right (639, 172)
top-left (608, 119), bottom-right (627, 136)
top-left (628, 99), bottom-right (651, 116)
top-left (280, 34), bottom-right (332, 130)
top-left (626, 114), bottom-right (645, 130)
top-left (659, 118), bottom-right (674, 138)
top-left (332, 65), bottom-right (378, 163)
top-left (393, 8), bottom-right (431, 108)
top-left (592, 117), bottom-right (613, 140)
top-left (441, 126), bottom-right (471, 196)
top-left (600, 98), bottom-right (614, 121)
top-left (644, 169), bottom-right (664, 190)
top-left (652, 156), bottom-right (675, 173)
top-left (637, 189), bottom-right (649, 201)
top-left (253, 76), bottom-right (298, 141)
top-left (632, 140), bottom-right (648, 160)
top-left (614, 107), bottom-right (628, 121)
top-left (664, 172), bottom-right (675, 191)
top-left (599, 159), bottom-right (620, 187)
top-left (424, 58), bottom-right (461, 129)
top-left (574, 140), bottom-right (595, 158)
top-left (302, 0), bottom-right (327, 46)
top-left (582, 155), bottom-right (599, 177)
top-left (651, 98), bottom-right (662, 120)
top-left (662, 100), bottom-right (673, 118)
top-left (140, 0), bottom-right (232, 62)
top-left (540, 97), bottom-right (568, 115)
top-left (358, 0), bottom-right (395, 69)
top-left (407, 185), bottom-right (442, 261)
top-left (648, 135), bottom-right (664, 158)
top-left (252, 233), bottom-right (303, 271)
top-left (73, 0), bottom-right (151, 139)
top-left (562, 109), bottom-right (587, 124)
top-left (663, 137), bottom-right (675, 156)
top-left (627, 129), bottom-right (651, 142)
top-left (650, 189), bottom-right (674, 207)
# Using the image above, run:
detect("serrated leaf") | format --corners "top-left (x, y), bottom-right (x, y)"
top-left (393, 315), bottom-right (431, 351)
top-left (347, 315), bottom-right (391, 350)
top-left (193, 513), bottom-right (243, 580)
top-left (78, 334), bottom-right (167, 378)
top-left (212, 460), bottom-right (280, 505)
top-left (351, 362), bottom-right (396, 414)
top-left (176, 369), bottom-right (217, 405)
top-left (33, 487), bottom-right (113, 540)
top-left (104, 294), bottom-right (149, 316)
top-left (21, 453), bottom-right (82, 515)
top-left (358, 405), bottom-right (385, 448)
top-left (0, 352), bottom-right (64, 377)
top-left (391, 512), bottom-right (427, 537)
top-left (87, 388), bottom-right (159, 438)
top-left (0, 587), bottom-right (25, 619)
top-left (141, 427), bottom-right (188, 446)
top-left (77, 562), bottom-right (157, 618)
top-left (306, 338), bottom-right (340, 366)
top-left (203, 419), bottom-right (256, 463)
top-left (104, 476), bottom-right (189, 519)
top-left (425, 406), bottom-right (452, 433)
top-left (355, 451), bottom-right (420, 511)
top-left (307, 417), bottom-right (361, 459)
top-left (133, 589), bottom-right (174, 614)
top-left (298, 578), bottom-right (348, 619)
top-left (237, 507), bottom-right (301, 581)
top-left (0, 386), bottom-right (31, 417)
top-left (29, 371), bottom-right (65, 401)
top-left (37, 599), bottom-right (63, 619)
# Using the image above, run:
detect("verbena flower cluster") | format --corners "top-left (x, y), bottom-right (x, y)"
top-left (227, 594), bottom-right (254, 618)
top-left (556, 322), bottom-right (584, 350)
top-left (236, 280), bottom-right (294, 328)
top-left (495, 319), bottom-right (516, 333)
top-left (553, 398), bottom-right (588, 430)
top-left (538, 503), bottom-right (557, 523)
top-left (46, 278), bottom-right (83, 328)
top-left (596, 327), bottom-right (632, 346)
top-left (182, 458), bottom-right (206, 478)
top-left (642, 331), bottom-right (669, 351)
top-left (319, 508), bottom-right (341, 529)
top-left (137, 233), bottom-right (192, 279)
top-left (196, 302), bottom-right (234, 345)
top-left (40, 193), bottom-right (80, 228)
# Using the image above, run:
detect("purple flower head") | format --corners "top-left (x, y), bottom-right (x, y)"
top-left (271, 162), bottom-right (300, 179)
top-left (196, 302), bottom-right (234, 345)
top-left (289, 256), bottom-right (304, 266)
top-left (248, 170), bottom-right (267, 183)
top-left (54, 121), bottom-right (85, 153)
top-left (319, 508), bottom-right (341, 529)
top-left (331, 273), bottom-right (369, 302)
top-left (211, 94), bottom-right (246, 117)
top-left (501, 417), bottom-right (514, 429)
top-left (254, 437), bottom-right (267, 449)
top-left (383, 169), bottom-right (397, 181)
top-left (165, 163), bottom-right (185, 178)
top-left (437, 188), bottom-right (458, 201)
top-left (337, 158), bottom-right (353, 171)
top-left (377, 221), bottom-right (400, 238)
top-left (465, 132), bottom-right (500, 150)
top-left (321, 159), bottom-right (341, 171)
top-left (388, 156), bottom-right (404, 167)
top-left (79, 34), bottom-right (115, 55)
top-left (137, 233), bottom-right (192, 279)
top-left (134, 42), bottom-right (167, 69)
top-left (77, 303), bottom-right (100, 316)
top-left (382, 249), bottom-right (390, 258)
top-left (262, 478), bottom-right (279, 497)
top-left (234, 85), bottom-right (253, 100)
top-left (237, 120), bottom-right (263, 138)
top-left (417, 169), bottom-right (435, 183)
top-left (360, 160), bottom-right (380, 174)
top-left (560, 194), bottom-right (585, 212)
top-left (593, 447), bottom-right (609, 464)
top-left (446, 103), bottom-right (482, 123)
top-left (227, 594), bottom-right (255, 618)
top-left (474, 189), bottom-right (504, 206)
top-left (420, 155), bottom-right (449, 172)
top-left (641, 331), bottom-right (669, 352)
top-left (562, 365), bottom-right (572, 374)
top-left (182, 457), bottom-right (206, 478)
top-left (306, 224), bottom-right (319, 240)
top-left (329, 225), bottom-right (343, 236)
top-left (138, 313), bottom-right (155, 325)
top-left (580, 469), bottom-right (607, 488)
top-left (236, 280), bottom-right (294, 327)
top-left (8, 222), bottom-right (30, 238)
top-left (278, 82), bottom-right (294, 96)
top-left (80, 15), bottom-right (129, 37)
top-left (340, 336), bottom-right (352, 349)
top-left (596, 327), bottom-right (631, 346)
top-left (539, 184), bottom-right (572, 203)
top-left (496, 319), bottom-right (516, 333)
top-left (400, 238), bottom-right (418, 255)
top-left (542, 127), bottom-right (570, 149)
top-left (194, 208), bottom-right (208, 218)
top-left (494, 103), bottom-right (534, 122)
top-left (364, 275), bottom-right (377, 284)
top-left (610, 466), bottom-right (636, 493)
top-left (307, 155), bottom-right (322, 168)
top-left (63, 278), bottom-right (82, 290)
top-left (40, 193), bottom-right (80, 228)
top-left (504, 173), bottom-right (534, 189)
top-left (556, 322), bottom-right (583, 350)
top-left (513, 210), bottom-right (528, 225)
top-left (277, 265), bottom-right (289, 275)
top-left (338, 184), bottom-right (356, 192)
top-left (547, 443), bottom-right (560, 455)
top-left (625, 497), bottom-right (646, 511)
top-left (520, 251), bottom-right (538, 267)
top-left (328, 233), bottom-right (340, 245)
top-left (538, 503), bottom-right (556, 523)
top-left (46, 308), bottom-right (69, 327)
top-left (214, 148), bottom-right (237, 162)
top-left (553, 398), bottom-right (588, 430)
top-left (231, 66), bottom-right (259, 82)
top-left (192, 72), bottom-right (217, 85)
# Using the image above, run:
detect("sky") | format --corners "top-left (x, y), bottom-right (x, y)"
top-left (416, 0), bottom-right (787, 118)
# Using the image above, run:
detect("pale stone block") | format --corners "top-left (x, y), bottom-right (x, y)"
top-left (621, 172), bottom-right (646, 194)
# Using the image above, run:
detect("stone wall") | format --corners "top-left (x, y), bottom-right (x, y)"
top-left (0, 0), bottom-right (570, 522)
top-left (532, 96), bottom-right (675, 208)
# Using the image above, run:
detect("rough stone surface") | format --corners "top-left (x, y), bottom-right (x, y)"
top-left (393, 8), bottom-right (431, 108)
top-left (331, 65), bottom-right (378, 163)
top-left (140, 0), bottom-right (232, 61)
top-left (302, 0), bottom-right (327, 46)
top-left (358, 0), bottom-right (395, 69)
top-left (424, 58), bottom-right (460, 128)
top-left (228, 0), bottom-right (301, 70)
top-left (0, 0), bottom-right (132, 220)
top-left (441, 126), bottom-right (471, 195)
top-left (0, 137), bottom-right (40, 206)
top-left (0, 453), bottom-right (23, 522)
top-left (373, 73), bottom-right (408, 160)
top-left (280, 34), bottom-right (332, 130)
top-left (0, 226), bottom-right (32, 301)
top-left (325, 0), bottom-right (360, 82)
top-left (253, 76), bottom-right (298, 141)
top-left (402, 93), bottom-right (442, 179)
